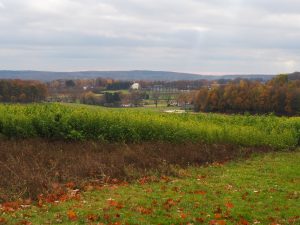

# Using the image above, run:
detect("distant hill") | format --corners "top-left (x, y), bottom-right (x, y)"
top-left (288, 72), bottom-right (300, 80)
top-left (0, 70), bottom-right (274, 81)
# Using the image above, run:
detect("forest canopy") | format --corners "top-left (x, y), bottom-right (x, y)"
top-left (194, 75), bottom-right (300, 115)
top-left (0, 79), bottom-right (48, 103)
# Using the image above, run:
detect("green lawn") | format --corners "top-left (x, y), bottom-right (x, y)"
top-left (1, 151), bottom-right (299, 224)
top-left (102, 90), bottom-right (130, 94)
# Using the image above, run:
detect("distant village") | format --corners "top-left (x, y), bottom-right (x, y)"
top-left (46, 78), bottom-right (217, 110)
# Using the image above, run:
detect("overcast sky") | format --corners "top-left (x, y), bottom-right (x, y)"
top-left (0, 0), bottom-right (300, 74)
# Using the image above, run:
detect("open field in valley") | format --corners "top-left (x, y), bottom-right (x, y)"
top-left (0, 103), bottom-right (299, 224)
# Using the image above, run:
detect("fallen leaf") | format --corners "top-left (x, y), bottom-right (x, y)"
top-left (2, 202), bottom-right (20, 212)
top-left (215, 213), bottom-right (222, 219)
top-left (87, 214), bottom-right (98, 222)
top-left (113, 222), bottom-right (121, 225)
top-left (225, 202), bottom-right (234, 209)
top-left (242, 192), bottom-right (249, 200)
top-left (194, 190), bottom-right (207, 195)
top-left (136, 206), bottom-right (152, 215)
top-left (197, 175), bottom-right (207, 180)
top-left (214, 206), bottom-right (222, 214)
top-left (67, 210), bottom-right (78, 221)
top-left (239, 218), bottom-right (250, 225)
top-left (180, 213), bottom-right (187, 219)
top-left (163, 198), bottom-right (178, 210)
top-left (210, 220), bottom-right (226, 225)
top-left (103, 214), bottom-right (110, 221)
top-left (17, 220), bottom-right (32, 225)
top-left (107, 199), bottom-right (124, 209)
top-left (195, 217), bottom-right (205, 222)
top-left (65, 182), bottom-right (76, 189)
top-left (0, 218), bottom-right (7, 224)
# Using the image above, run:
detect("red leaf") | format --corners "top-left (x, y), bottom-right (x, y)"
top-left (17, 220), bottom-right (32, 225)
top-left (103, 214), bottom-right (110, 221)
top-left (2, 202), bottom-right (20, 212)
top-left (196, 217), bottom-right (205, 222)
top-left (87, 214), bottom-right (98, 222)
top-left (65, 182), bottom-right (75, 189)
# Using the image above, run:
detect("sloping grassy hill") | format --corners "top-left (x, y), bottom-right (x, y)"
top-left (1, 151), bottom-right (299, 224)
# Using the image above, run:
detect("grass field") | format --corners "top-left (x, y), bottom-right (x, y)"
top-left (0, 103), bottom-right (299, 149)
top-left (1, 150), bottom-right (299, 224)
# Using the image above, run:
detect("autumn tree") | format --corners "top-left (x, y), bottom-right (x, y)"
top-left (194, 75), bottom-right (300, 115)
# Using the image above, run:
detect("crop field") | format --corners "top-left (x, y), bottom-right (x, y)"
top-left (0, 103), bottom-right (299, 149)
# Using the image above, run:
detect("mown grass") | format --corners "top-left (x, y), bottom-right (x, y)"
top-left (0, 103), bottom-right (299, 149)
top-left (1, 151), bottom-right (299, 224)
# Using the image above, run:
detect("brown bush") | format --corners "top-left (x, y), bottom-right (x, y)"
top-left (0, 139), bottom-right (271, 201)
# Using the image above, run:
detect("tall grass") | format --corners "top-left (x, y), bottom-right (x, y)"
top-left (0, 103), bottom-right (299, 149)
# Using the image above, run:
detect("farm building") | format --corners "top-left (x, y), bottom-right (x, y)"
top-left (131, 82), bottom-right (140, 90)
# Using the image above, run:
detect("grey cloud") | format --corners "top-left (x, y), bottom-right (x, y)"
top-left (0, 0), bottom-right (299, 73)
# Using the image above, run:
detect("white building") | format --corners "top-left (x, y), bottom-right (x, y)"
top-left (131, 82), bottom-right (140, 90)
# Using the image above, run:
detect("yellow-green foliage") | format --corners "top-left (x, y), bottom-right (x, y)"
top-left (0, 103), bottom-right (299, 149)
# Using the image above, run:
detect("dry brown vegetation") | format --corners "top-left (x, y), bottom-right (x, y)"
top-left (0, 139), bottom-right (272, 201)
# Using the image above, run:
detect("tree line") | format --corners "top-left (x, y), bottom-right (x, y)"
top-left (0, 80), bottom-right (48, 103)
top-left (194, 75), bottom-right (300, 115)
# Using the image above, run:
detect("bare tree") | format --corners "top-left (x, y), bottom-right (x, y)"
top-left (152, 92), bottom-right (160, 108)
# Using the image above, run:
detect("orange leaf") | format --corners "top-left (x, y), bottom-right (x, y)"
top-left (197, 175), bottom-right (207, 179)
top-left (225, 202), bottom-right (234, 209)
top-left (0, 218), bottom-right (6, 224)
top-left (136, 206), bottom-right (153, 215)
top-left (210, 220), bottom-right (226, 225)
top-left (163, 198), bottom-right (178, 210)
top-left (194, 190), bottom-right (207, 195)
top-left (180, 213), bottom-right (187, 219)
top-left (239, 218), bottom-right (250, 225)
top-left (67, 210), bottom-right (78, 221)
top-left (215, 213), bottom-right (222, 219)
top-left (113, 222), bottom-right (121, 225)
top-left (107, 200), bottom-right (123, 209)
